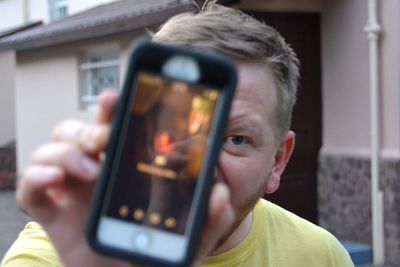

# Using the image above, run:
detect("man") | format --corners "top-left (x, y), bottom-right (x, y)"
top-left (2, 3), bottom-right (354, 267)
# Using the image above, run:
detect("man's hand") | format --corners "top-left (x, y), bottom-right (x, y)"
top-left (16, 90), bottom-right (235, 267)
top-left (17, 91), bottom-right (132, 267)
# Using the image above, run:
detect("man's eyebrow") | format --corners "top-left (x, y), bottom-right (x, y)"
top-left (227, 123), bottom-right (258, 133)
top-left (225, 117), bottom-right (262, 134)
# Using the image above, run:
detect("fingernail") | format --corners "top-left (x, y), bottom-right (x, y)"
top-left (89, 126), bottom-right (103, 141)
top-left (85, 126), bottom-right (107, 151)
top-left (214, 168), bottom-right (218, 178)
top-left (214, 182), bottom-right (230, 201)
top-left (80, 157), bottom-right (100, 179)
top-left (30, 166), bottom-right (60, 180)
top-left (84, 128), bottom-right (100, 152)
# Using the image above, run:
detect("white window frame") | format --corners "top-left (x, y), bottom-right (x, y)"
top-left (79, 45), bottom-right (120, 111)
top-left (49, 0), bottom-right (68, 21)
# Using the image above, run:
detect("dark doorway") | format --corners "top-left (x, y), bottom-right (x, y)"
top-left (248, 12), bottom-right (322, 224)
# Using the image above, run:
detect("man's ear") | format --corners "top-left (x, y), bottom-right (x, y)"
top-left (265, 131), bottom-right (295, 194)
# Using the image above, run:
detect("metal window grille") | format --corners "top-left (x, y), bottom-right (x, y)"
top-left (49, 0), bottom-right (68, 21)
top-left (80, 59), bottom-right (119, 111)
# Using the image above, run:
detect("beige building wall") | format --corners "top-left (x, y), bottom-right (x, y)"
top-left (0, 51), bottom-right (16, 146)
top-left (318, 1), bottom-right (400, 264)
top-left (320, 0), bottom-right (371, 157)
top-left (380, 0), bottom-right (400, 160)
top-left (0, 0), bottom-right (24, 31)
top-left (321, 0), bottom-right (400, 159)
top-left (28, 0), bottom-right (50, 24)
top-left (15, 31), bottom-right (142, 171)
top-left (68, 0), bottom-right (118, 15)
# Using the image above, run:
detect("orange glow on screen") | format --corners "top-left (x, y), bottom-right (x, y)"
top-left (154, 132), bottom-right (176, 154)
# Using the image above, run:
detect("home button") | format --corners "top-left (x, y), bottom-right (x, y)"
top-left (132, 230), bottom-right (152, 251)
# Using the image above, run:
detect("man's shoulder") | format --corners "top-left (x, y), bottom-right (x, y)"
top-left (259, 199), bottom-right (354, 266)
top-left (261, 199), bottom-right (338, 242)
top-left (1, 222), bottom-right (62, 267)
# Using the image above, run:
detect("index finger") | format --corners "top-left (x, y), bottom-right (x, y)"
top-left (17, 165), bottom-right (64, 221)
top-left (96, 90), bottom-right (119, 124)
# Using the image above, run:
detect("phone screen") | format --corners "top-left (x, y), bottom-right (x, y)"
top-left (103, 72), bottom-right (219, 235)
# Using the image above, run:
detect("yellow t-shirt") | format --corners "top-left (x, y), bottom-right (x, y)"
top-left (1, 200), bottom-right (354, 267)
top-left (203, 199), bottom-right (354, 267)
top-left (1, 222), bottom-right (62, 267)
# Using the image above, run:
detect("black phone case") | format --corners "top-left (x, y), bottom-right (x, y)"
top-left (86, 40), bottom-right (237, 267)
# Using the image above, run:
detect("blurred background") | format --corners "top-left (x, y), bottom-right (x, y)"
top-left (0, 0), bottom-right (399, 266)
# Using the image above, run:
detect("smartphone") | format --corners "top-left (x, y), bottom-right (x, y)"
top-left (87, 40), bottom-right (237, 267)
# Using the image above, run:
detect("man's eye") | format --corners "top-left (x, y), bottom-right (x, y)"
top-left (225, 135), bottom-right (247, 146)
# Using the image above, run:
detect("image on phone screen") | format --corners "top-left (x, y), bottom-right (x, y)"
top-left (103, 72), bottom-right (219, 235)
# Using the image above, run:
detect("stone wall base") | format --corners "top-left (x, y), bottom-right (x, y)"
top-left (0, 141), bottom-right (16, 190)
top-left (318, 152), bottom-right (400, 266)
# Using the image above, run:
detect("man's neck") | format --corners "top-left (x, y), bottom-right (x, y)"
top-left (211, 210), bottom-right (254, 255)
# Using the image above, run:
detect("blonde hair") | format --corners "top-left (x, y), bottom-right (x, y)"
top-left (153, 3), bottom-right (300, 143)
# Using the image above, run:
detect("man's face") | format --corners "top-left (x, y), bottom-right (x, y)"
top-left (215, 62), bottom-right (281, 224)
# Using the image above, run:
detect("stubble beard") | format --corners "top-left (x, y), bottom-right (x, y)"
top-left (212, 178), bottom-right (269, 253)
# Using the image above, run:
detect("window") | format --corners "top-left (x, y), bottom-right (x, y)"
top-left (49, 0), bottom-right (68, 21)
top-left (79, 44), bottom-right (120, 111)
